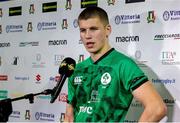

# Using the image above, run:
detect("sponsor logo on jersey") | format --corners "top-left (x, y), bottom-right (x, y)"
top-left (88, 90), bottom-right (99, 103)
top-left (79, 106), bottom-right (93, 114)
top-left (74, 76), bottom-right (83, 84)
top-left (101, 72), bottom-right (111, 85)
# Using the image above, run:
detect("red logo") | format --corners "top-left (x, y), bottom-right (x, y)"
top-left (0, 75), bottom-right (8, 81)
top-left (59, 93), bottom-right (67, 102)
top-left (36, 74), bottom-right (41, 81)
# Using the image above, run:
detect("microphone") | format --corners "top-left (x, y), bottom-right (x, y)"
top-left (50, 57), bottom-right (76, 103)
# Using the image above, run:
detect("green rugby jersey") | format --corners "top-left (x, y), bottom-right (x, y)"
top-left (68, 48), bottom-right (148, 122)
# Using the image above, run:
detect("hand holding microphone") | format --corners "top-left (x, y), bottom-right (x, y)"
top-left (50, 57), bottom-right (76, 103)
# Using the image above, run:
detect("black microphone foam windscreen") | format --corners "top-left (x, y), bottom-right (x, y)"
top-left (58, 57), bottom-right (76, 77)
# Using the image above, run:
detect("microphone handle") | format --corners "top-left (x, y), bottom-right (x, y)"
top-left (50, 74), bottom-right (67, 103)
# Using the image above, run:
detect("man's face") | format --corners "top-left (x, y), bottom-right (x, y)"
top-left (78, 17), bottom-right (111, 54)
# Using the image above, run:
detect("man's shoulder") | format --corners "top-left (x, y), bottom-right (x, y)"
top-left (75, 57), bottom-right (91, 69)
top-left (112, 49), bottom-right (133, 62)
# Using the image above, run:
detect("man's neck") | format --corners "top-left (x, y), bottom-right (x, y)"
top-left (90, 46), bottom-right (111, 62)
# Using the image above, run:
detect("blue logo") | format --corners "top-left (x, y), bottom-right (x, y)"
top-left (163, 11), bottom-right (170, 21)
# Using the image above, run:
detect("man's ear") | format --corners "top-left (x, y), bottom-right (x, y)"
top-left (106, 24), bottom-right (112, 37)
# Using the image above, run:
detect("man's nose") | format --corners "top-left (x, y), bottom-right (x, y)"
top-left (85, 30), bottom-right (91, 38)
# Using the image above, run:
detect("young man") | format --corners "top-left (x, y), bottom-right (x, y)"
top-left (65, 6), bottom-right (167, 122)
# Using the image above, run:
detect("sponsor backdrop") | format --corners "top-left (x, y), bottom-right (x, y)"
top-left (0, 0), bottom-right (180, 122)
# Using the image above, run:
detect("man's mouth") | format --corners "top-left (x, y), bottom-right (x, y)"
top-left (86, 42), bottom-right (94, 48)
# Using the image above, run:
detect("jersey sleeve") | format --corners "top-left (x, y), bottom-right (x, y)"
top-left (67, 76), bottom-right (76, 106)
top-left (120, 58), bottom-right (148, 92)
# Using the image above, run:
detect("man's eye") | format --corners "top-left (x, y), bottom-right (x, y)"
top-left (90, 27), bottom-right (98, 30)
top-left (80, 29), bottom-right (85, 32)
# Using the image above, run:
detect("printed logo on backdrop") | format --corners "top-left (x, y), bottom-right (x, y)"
top-left (49, 75), bottom-right (60, 83)
top-left (115, 14), bottom-right (140, 25)
top-left (42, 2), bottom-right (57, 13)
top-left (15, 76), bottom-right (29, 81)
top-left (81, 0), bottom-right (98, 8)
top-left (27, 22), bottom-right (33, 32)
top-left (152, 78), bottom-right (176, 85)
top-left (0, 42), bottom-right (10, 47)
top-left (134, 50), bottom-right (148, 67)
top-left (6, 25), bottom-right (23, 33)
top-left (116, 35), bottom-right (139, 43)
top-left (107, 0), bottom-right (115, 5)
top-left (36, 95), bottom-right (51, 100)
top-left (0, 8), bottom-right (2, 17)
top-left (12, 56), bottom-right (19, 65)
top-left (19, 41), bottom-right (39, 47)
top-left (9, 6), bottom-right (22, 16)
top-left (147, 11), bottom-right (156, 23)
top-left (131, 100), bottom-right (142, 107)
top-left (29, 4), bottom-right (35, 14)
top-left (163, 10), bottom-right (180, 21)
top-left (54, 55), bottom-right (64, 66)
top-left (125, 0), bottom-right (145, 3)
top-left (0, 25), bottom-right (2, 34)
top-left (79, 39), bottom-right (83, 44)
top-left (62, 19), bottom-right (68, 29)
top-left (35, 74), bottom-right (41, 84)
top-left (161, 51), bottom-right (180, 65)
top-left (32, 53), bottom-right (46, 68)
top-left (59, 93), bottom-right (68, 102)
top-left (73, 19), bottom-right (78, 28)
top-left (60, 113), bottom-right (65, 122)
top-left (9, 111), bottom-right (21, 119)
top-left (49, 40), bottom-right (67, 46)
top-left (0, 90), bottom-right (8, 99)
top-left (0, 75), bottom-right (8, 81)
top-left (25, 110), bottom-right (31, 120)
top-left (65, 0), bottom-right (72, 10)
top-left (78, 54), bottom-right (84, 63)
top-left (154, 33), bottom-right (180, 40)
top-left (0, 56), bottom-right (2, 66)
top-left (35, 112), bottom-right (55, 121)
top-left (164, 98), bottom-right (175, 107)
top-left (37, 22), bottom-right (56, 31)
